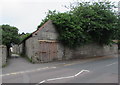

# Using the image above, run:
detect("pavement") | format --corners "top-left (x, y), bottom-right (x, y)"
top-left (2, 54), bottom-right (118, 84)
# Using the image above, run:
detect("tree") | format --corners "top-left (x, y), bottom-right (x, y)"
top-left (117, 15), bottom-right (120, 49)
top-left (19, 32), bottom-right (31, 42)
top-left (38, 10), bottom-right (90, 48)
top-left (1, 24), bottom-right (20, 57)
top-left (117, 15), bottom-right (120, 39)
top-left (38, 1), bottom-right (119, 48)
top-left (71, 2), bottom-right (118, 45)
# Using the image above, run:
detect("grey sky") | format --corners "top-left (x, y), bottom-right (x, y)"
top-left (0, 0), bottom-right (119, 33)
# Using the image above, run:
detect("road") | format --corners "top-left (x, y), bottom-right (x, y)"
top-left (2, 54), bottom-right (118, 84)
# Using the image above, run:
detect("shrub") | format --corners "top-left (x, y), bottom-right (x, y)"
top-left (38, 1), bottom-right (119, 48)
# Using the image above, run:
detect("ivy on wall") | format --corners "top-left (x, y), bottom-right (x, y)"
top-left (38, 1), bottom-right (119, 48)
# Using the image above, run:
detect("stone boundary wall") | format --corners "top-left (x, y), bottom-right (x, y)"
top-left (65, 43), bottom-right (118, 59)
top-left (19, 44), bottom-right (23, 55)
top-left (12, 45), bottom-right (19, 54)
top-left (0, 45), bottom-right (7, 66)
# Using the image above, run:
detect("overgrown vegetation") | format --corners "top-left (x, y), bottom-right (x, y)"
top-left (19, 32), bottom-right (31, 42)
top-left (1, 25), bottom-right (20, 57)
top-left (38, 1), bottom-right (119, 48)
top-left (0, 28), bottom-right (2, 45)
top-left (1, 25), bottom-right (20, 46)
top-left (20, 53), bottom-right (32, 63)
top-left (117, 15), bottom-right (120, 49)
top-left (2, 63), bottom-right (7, 68)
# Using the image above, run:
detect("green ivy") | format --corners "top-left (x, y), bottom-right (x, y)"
top-left (38, 1), bottom-right (119, 48)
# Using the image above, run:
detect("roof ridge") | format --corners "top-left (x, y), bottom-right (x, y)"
top-left (33, 20), bottom-right (51, 35)
top-left (19, 20), bottom-right (51, 44)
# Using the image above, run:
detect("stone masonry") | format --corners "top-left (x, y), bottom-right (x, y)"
top-left (0, 45), bottom-right (7, 66)
top-left (19, 20), bottom-right (118, 63)
top-left (64, 43), bottom-right (118, 59)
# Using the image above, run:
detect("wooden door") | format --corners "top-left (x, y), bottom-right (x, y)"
top-left (39, 41), bottom-right (57, 62)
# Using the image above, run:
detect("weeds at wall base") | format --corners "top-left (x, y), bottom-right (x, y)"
top-left (2, 64), bottom-right (7, 68)
top-left (20, 53), bottom-right (32, 63)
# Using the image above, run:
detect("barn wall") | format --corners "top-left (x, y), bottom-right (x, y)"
top-left (28, 20), bottom-right (64, 63)
top-left (25, 37), bottom-right (35, 60)
top-left (33, 20), bottom-right (59, 40)
top-left (29, 37), bottom-right (40, 63)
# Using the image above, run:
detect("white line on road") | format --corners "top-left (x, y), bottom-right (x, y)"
top-left (39, 80), bottom-right (46, 84)
top-left (47, 76), bottom-right (75, 81)
top-left (106, 62), bottom-right (117, 67)
top-left (0, 67), bottom-right (56, 77)
top-left (36, 69), bottom-right (90, 85)
top-left (74, 70), bottom-right (90, 77)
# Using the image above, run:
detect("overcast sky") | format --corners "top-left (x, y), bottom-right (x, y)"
top-left (0, 0), bottom-right (119, 33)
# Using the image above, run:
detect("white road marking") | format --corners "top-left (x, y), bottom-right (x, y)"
top-left (36, 80), bottom-right (46, 85)
top-left (64, 63), bottom-right (75, 66)
top-left (106, 62), bottom-right (117, 67)
top-left (1, 67), bottom-right (56, 77)
top-left (10, 73), bottom-right (17, 75)
top-left (51, 67), bottom-right (57, 68)
top-left (37, 69), bottom-right (90, 84)
top-left (54, 63), bottom-right (66, 66)
top-left (47, 76), bottom-right (75, 81)
top-left (40, 80), bottom-right (46, 83)
top-left (74, 70), bottom-right (90, 77)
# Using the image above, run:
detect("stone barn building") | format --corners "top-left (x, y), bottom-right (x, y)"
top-left (19, 20), bottom-right (64, 63)
top-left (19, 20), bottom-right (118, 63)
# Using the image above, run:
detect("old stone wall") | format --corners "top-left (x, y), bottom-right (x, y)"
top-left (56, 43), bottom-right (64, 60)
top-left (25, 37), bottom-right (34, 60)
top-left (22, 20), bottom-right (64, 63)
top-left (64, 47), bottom-right (73, 60)
top-left (65, 43), bottom-right (118, 59)
top-left (19, 44), bottom-right (23, 55)
top-left (32, 20), bottom-right (59, 40)
top-left (12, 45), bottom-right (19, 54)
top-left (0, 45), bottom-right (7, 66)
top-left (0, 45), bottom-right (2, 67)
